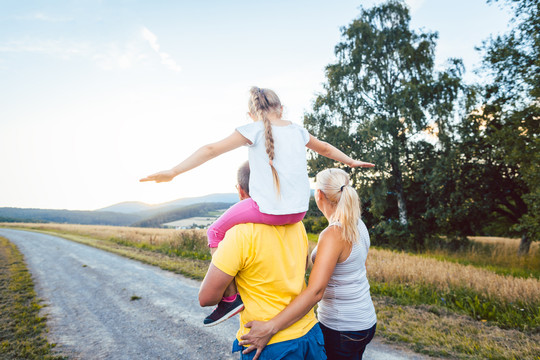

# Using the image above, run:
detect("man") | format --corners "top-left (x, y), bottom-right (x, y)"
top-left (199, 161), bottom-right (326, 359)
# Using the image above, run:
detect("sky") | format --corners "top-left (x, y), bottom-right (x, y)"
top-left (0, 0), bottom-right (512, 211)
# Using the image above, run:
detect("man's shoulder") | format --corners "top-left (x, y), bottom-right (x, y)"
top-left (230, 222), bottom-right (306, 232)
top-left (225, 223), bottom-right (307, 244)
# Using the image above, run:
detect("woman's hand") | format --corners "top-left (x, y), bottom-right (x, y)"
top-left (139, 169), bottom-right (177, 183)
top-left (238, 320), bottom-right (277, 360)
top-left (350, 160), bottom-right (375, 168)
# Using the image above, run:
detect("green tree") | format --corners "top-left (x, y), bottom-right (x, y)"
top-left (304, 0), bottom-right (462, 246)
top-left (472, 0), bottom-right (539, 253)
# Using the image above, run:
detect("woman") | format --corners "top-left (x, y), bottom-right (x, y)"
top-left (238, 168), bottom-right (377, 360)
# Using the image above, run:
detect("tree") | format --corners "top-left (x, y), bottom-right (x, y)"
top-left (472, 0), bottom-right (539, 253)
top-left (304, 0), bottom-right (462, 243)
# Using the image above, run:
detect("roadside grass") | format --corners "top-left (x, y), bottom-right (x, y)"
top-left (0, 236), bottom-right (65, 360)
top-left (374, 297), bottom-right (540, 360)
top-left (2, 223), bottom-right (539, 359)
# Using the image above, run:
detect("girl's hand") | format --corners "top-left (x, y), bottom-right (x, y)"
top-left (139, 169), bottom-right (177, 183)
top-left (350, 160), bottom-right (375, 168)
top-left (239, 320), bottom-right (276, 360)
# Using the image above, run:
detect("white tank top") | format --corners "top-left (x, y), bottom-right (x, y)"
top-left (311, 219), bottom-right (377, 331)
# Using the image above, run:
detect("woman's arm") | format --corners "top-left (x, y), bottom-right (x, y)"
top-left (238, 226), bottom-right (344, 359)
top-left (306, 134), bottom-right (374, 168)
top-left (140, 131), bottom-right (249, 183)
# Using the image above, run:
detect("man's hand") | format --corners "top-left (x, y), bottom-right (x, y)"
top-left (239, 320), bottom-right (276, 360)
top-left (139, 169), bottom-right (176, 183)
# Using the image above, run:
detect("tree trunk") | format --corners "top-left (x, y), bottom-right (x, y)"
top-left (396, 186), bottom-right (408, 226)
top-left (391, 160), bottom-right (408, 226)
top-left (518, 233), bottom-right (531, 255)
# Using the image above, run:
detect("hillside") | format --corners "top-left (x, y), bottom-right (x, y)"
top-left (131, 202), bottom-right (231, 228)
top-left (0, 193), bottom-right (238, 228)
top-left (0, 208), bottom-right (143, 226)
top-left (96, 193), bottom-right (238, 217)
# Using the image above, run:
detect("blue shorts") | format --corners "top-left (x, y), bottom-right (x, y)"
top-left (232, 323), bottom-right (326, 360)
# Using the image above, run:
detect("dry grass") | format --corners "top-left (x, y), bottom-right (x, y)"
top-left (3, 222), bottom-right (206, 247)
top-left (470, 236), bottom-right (539, 250)
top-left (367, 247), bottom-right (540, 307)
top-left (425, 236), bottom-right (540, 279)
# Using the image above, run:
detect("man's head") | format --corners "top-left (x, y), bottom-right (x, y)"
top-left (237, 161), bottom-right (250, 200)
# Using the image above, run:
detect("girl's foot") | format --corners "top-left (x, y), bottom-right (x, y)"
top-left (203, 294), bottom-right (244, 327)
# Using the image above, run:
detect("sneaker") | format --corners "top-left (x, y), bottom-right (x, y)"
top-left (203, 294), bottom-right (244, 327)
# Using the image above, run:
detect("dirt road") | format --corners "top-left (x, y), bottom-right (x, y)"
top-left (0, 228), bottom-right (429, 360)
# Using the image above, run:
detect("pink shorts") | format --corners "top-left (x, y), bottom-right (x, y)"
top-left (207, 198), bottom-right (306, 248)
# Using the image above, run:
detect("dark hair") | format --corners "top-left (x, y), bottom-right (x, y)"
top-left (237, 161), bottom-right (250, 196)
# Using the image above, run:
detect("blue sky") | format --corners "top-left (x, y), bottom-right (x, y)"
top-left (0, 0), bottom-right (512, 210)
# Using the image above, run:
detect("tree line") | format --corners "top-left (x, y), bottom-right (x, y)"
top-left (303, 0), bottom-right (538, 253)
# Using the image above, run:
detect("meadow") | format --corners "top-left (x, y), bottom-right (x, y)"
top-left (2, 222), bottom-right (539, 359)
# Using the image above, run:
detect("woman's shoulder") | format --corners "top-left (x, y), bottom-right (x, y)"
top-left (318, 224), bottom-right (344, 244)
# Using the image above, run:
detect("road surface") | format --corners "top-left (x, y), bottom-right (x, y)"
top-left (0, 228), bottom-right (430, 360)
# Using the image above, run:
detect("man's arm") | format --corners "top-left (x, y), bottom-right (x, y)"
top-left (199, 263), bottom-right (235, 307)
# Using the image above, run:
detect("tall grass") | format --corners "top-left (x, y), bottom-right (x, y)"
top-left (5, 223), bottom-right (211, 260)
top-left (425, 236), bottom-right (540, 279)
top-left (367, 247), bottom-right (540, 331)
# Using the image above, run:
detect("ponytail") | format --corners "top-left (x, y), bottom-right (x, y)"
top-left (248, 86), bottom-right (282, 196)
top-left (316, 169), bottom-right (361, 244)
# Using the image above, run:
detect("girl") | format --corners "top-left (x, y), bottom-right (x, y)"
top-left (238, 168), bottom-right (377, 360)
top-left (141, 87), bottom-right (374, 326)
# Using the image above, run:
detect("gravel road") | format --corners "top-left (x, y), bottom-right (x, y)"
top-left (0, 229), bottom-right (430, 360)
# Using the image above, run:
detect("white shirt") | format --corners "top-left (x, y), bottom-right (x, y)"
top-left (236, 121), bottom-right (311, 215)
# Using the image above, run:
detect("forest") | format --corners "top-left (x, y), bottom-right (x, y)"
top-left (301, 0), bottom-right (538, 254)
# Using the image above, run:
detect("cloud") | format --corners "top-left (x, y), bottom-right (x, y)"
top-left (0, 28), bottom-right (181, 72)
top-left (0, 39), bottom-right (88, 59)
top-left (16, 12), bottom-right (73, 22)
top-left (141, 27), bottom-right (181, 72)
top-left (93, 43), bottom-right (147, 70)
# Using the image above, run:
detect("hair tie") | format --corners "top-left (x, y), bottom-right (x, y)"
top-left (340, 185), bottom-right (346, 192)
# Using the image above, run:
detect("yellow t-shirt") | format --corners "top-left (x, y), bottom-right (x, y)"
top-left (212, 222), bottom-right (317, 345)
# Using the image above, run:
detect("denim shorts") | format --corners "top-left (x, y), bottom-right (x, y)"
top-left (232, 323), bottom-right (326, 360)
top-left (319, 322), bottom-right (376, 360)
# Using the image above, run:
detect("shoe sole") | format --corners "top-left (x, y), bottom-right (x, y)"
top-left (203, 304), bottom-right (245, 327)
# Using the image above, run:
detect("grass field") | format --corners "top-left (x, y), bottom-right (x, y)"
top-left (0, 236), bottom-right (65, 360)
top-left (2, 222), bottom-right (539, 359)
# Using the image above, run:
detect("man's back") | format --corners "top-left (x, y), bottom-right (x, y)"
top-left (212, 222), bottom-right (317, 345)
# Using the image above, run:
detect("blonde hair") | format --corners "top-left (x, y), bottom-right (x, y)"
top-left (248, 86), bottom-right (282, 195)
top-left (316, 168), bottom-right (361, 244)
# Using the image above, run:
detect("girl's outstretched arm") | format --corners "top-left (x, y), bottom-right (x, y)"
top-left (306, 134), bottom-right (375, 168)
top-left (140, 131), bottom-right (250, 183)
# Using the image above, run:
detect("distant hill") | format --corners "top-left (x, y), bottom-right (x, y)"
top-left (96, 193), bottom-right (238, 217)
top-left (96, 201), bottom-right (156, 214)
top-left (132, 202), bottom-right (232, 228)
top-left (0, 208), bottom-right (143, 226)
top-left (0, 193), bottom-right (239, 228)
